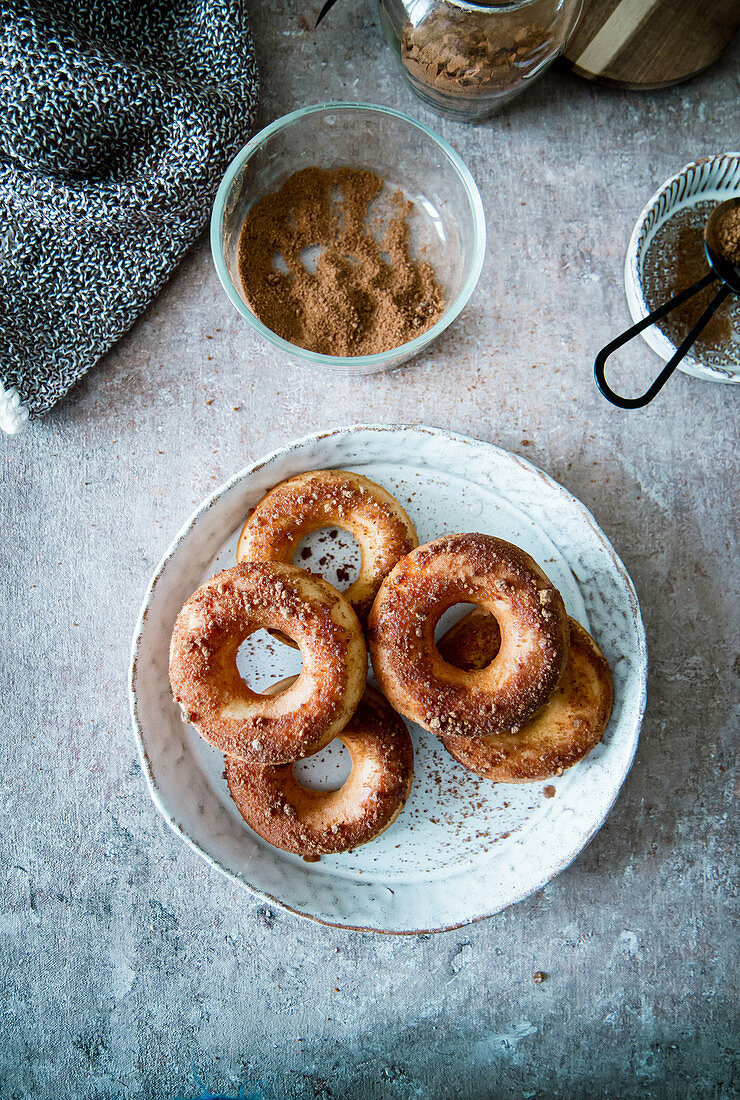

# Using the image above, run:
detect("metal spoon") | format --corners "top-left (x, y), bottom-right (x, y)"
top-left (594, 196), bottom-right (740, 409)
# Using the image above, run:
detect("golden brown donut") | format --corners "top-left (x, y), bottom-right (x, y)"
top-left (368, 533), bottom-right (570, 738)
top-left (236, 470), bottom-right (418, 629)
top-left (438, 609), bottom-right (613, 782)
top-left (169, 561), bottom-right (367, 764)
top-left (225, 684), bottom-right (415, 856)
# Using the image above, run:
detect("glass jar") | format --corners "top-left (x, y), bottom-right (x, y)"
top-left (379, 0), bottom-right (582, 121)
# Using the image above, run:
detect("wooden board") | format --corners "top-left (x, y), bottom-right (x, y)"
top-left (562, 0), bottom-right (740, 88)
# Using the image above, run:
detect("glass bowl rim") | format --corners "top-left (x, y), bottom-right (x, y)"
top-left (210, 101), bottom-right (487, 368)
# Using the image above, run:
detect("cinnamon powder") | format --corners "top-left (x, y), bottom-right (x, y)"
top-left (237, 167), bottom-right (445, 356)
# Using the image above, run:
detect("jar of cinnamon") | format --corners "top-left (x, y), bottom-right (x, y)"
top-left (379, 0), bottom-right (582, 121)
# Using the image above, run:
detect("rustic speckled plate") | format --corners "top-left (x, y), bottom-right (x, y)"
top-left (129, 425), bottom-right (646, 933)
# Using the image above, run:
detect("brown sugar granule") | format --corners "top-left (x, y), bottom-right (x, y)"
top-left (237, 167), bottom-right (445, 356)
top-left (716, 204), bottom-right (740, 265)
top-left (401, 9), bottom-right (552, 100)
top-left (642, 200), bottom-right (739, 369)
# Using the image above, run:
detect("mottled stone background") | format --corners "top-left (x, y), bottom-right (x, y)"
top-left (1, 4), bottom-right (737, 1098)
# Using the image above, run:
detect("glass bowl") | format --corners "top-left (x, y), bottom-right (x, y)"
top-left (210, 103), bottom-right (486, 375)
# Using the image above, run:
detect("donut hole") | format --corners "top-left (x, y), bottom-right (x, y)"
top-left (293, 526), bottom-right (361, 593)
top-left (236, 630), bottom-right (303, 693)
top-left (434, 604), bottom-right (478, 652)
top-left (293, 739), bottom-right (352, 792)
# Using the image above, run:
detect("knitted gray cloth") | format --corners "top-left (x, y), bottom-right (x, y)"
top-left (0, 0), bottom-right (259, 432)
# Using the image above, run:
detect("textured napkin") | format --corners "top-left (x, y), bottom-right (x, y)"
top-left (0, 0), bottom-right (260, 432)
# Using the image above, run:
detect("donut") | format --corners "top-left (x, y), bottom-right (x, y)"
top-left (438, 610), bottom-right (613, 781)
top-left (368, 533), bottom-right (570, 738)
top-left (225, 683), bottom-right (415, 856)
top-left (169, 561), bottom-right (367, 764)
top-left (236, 470), bottom-right (418, 629)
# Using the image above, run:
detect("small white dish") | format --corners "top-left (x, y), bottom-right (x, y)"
top-left (129, 425), bottom-right (647, 933)
top-left (625, 152), bottom-right (740, 385)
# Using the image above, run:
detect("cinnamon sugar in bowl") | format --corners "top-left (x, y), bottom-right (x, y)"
top-left (625, 153), bottom-right (740, 385)
top-left (211, 103), bottom-right (485, 375)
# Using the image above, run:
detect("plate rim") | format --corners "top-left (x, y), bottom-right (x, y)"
top-left (129, 423), bottom-right (648, 934)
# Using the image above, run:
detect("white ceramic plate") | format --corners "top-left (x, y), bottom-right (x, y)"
top-left (129, 425), bottom-right (647, 933)
top-left (625, 152), bottom-right (740, 384)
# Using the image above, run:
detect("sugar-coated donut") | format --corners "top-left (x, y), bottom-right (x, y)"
top-left (169, 562), bottom-right (367, 764)
top-left (225, 684), bottom-right (415, 856)
top-left (438, 610), bottom-right (612, 781)
top-left (236, 470), bottom-right (418, 628)
top-left (368, 533), bottom-right (570, 738)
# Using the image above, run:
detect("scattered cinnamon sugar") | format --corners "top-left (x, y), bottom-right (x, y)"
top-left (237, 167), bottom-right (445, 356)
top-left (716, 204), bottom-right (740, 265)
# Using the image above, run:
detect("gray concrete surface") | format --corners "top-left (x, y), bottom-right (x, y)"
top-left (1, 4), bottom-right (738, 1098)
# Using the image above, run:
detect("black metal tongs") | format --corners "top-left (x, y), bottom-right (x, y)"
top-left (594, 196), bottom-right (740, 409)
